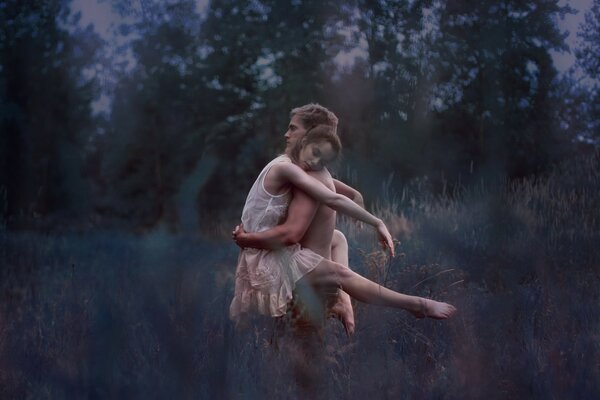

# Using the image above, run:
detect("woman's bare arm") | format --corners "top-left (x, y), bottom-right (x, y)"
top-left (272, 163), bottom-right (395, 255)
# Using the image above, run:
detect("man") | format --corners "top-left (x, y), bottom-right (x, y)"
top-left (233, 103), bottom-right (362, 335)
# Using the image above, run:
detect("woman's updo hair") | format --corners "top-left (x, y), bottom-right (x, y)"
top-left (290, 124), bottom-right (342, 164)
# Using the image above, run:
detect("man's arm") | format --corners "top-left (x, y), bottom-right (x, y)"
top-left (233, 186), bottom-right (319, 249)
top-left (332, 179), bottom-right (364, 209)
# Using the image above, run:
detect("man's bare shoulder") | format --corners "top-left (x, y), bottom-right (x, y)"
top-left (307, 168), bottom-right (334, 187)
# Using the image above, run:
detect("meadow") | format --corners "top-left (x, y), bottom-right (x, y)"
top-left (1, 153), bottom-right (598, 399)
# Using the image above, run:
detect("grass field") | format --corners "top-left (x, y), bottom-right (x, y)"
top-left (1, 153), bottom-right (599, 399)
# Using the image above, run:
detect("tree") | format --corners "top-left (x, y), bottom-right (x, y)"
top-left (0, 0), bottom-right (102, 228)
top-left (96, 0), bottom-right (209, 230)
top-left (426, 0), bottom-right (573, 179)
top-left (574, 0), bottom-right (600, 144)
top-left (340, 0), bottom-right (432, 178)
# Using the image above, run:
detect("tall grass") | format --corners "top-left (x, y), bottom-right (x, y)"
top-left (1, 153), bottom-right (598, 399)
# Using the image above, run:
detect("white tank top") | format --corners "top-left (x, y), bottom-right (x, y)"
top-left (241, 155), bottom-right (292, 232)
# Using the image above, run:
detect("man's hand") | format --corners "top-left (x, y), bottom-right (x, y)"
top-left (232, 223), bottom-right (247, 249)
top-left (375, 220), bottom-right (395, 257)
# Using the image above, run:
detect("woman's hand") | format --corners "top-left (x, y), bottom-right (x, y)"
top-left (375, 220), bottom-right (395, 257)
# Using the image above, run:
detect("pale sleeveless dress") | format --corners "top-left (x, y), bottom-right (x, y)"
top-left (229, 155), bottom-right (324, 319)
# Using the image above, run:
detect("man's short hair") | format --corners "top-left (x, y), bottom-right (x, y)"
top-left (290, 103), bottom-right (339, 133)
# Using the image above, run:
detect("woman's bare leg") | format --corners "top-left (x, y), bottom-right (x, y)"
top-left (328, 230), bottom-right (355, 335)
top-left (301, 258), bottom-right (456, 319)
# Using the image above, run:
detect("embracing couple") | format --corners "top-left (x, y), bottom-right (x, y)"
top-left (229, 104), bottom-right (455, 335)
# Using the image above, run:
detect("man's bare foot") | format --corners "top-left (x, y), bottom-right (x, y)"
top-left (410, 298), bottom-right (456, 320)
top-left (328, 301), bottom-right (355, 336)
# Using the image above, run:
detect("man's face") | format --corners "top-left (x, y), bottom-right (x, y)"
top-left (284, 115), bottom-right (308, 152)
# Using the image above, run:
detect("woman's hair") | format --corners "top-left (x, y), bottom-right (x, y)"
top-left (289, 124), bottom-right (342, 165)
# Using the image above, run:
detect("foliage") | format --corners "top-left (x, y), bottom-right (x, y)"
top-left (573, 0), bottom-right (600, 144)
top-left (576, 0), bottom-right (600, 81)
top-left (0, 0), bottom-right (102, 227)
top-left (425, 0), bottom-right (573, 180)
top-left (1, 0), bottom-right (598, 231)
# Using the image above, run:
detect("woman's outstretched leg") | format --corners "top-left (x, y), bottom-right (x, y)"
top-left (301, 258), bottom-right (456, 319)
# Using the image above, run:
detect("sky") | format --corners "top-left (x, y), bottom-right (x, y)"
top-left (551, 0), bottom-right (593, 72)
top-left (70, 0), bottom-right (209, 34)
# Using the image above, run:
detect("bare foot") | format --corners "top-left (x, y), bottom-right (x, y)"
top-left (328, 301), bottom-right (356, 336)
top-left (410, 298), bottom-right (456, 320)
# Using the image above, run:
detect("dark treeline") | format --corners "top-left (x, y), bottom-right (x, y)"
top-left (1, 0), bottom-right (599, 232)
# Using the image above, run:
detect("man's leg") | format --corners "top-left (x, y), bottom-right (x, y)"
top-left (328, 230), bottom-right (355, 336)
top-left (288, 230), bottom-right (354, 336)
